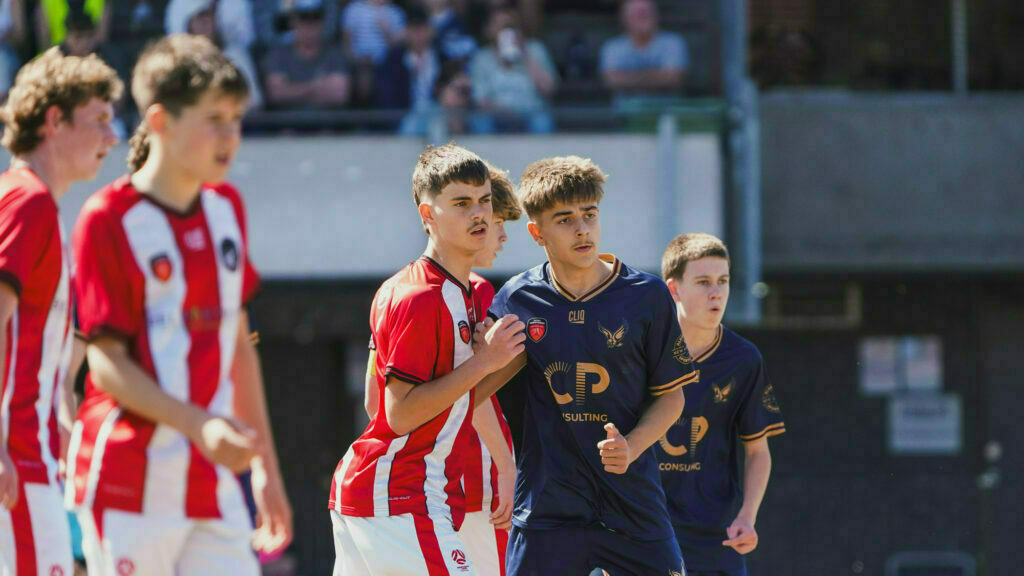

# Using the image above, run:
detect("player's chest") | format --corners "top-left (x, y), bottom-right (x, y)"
top-left (516, 297), bottom-right (645, 360)
top-left (683, 363), bottom-right (745, 424)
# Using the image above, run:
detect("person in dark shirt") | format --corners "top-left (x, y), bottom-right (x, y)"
top-left (481, 156), bottom-right (694, 576)
top-left (656, 233), bottom-right (786, 576)
top-left (262, 0), bottom-right (350, 109)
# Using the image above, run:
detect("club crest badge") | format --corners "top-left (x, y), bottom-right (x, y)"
top-left (673, 335), bottom-right (693, 365)
top-left (527, 317), bottom-right (547, 342)
top-left (221, 238), bottom-right (239, 271)
top-left (762, 383), bottom-right (781, 413)
top-left (458, 320), bottom-right (471, 344)
top-left (150, 254), bottom-right (172, 282)
top-left (598, 321), bottom-right (627, 349)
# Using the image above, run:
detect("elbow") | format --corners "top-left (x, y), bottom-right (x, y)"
top-left (665, 387), bottom-right (685, 415)
top-left (386, 408), bottom-right (414, 436)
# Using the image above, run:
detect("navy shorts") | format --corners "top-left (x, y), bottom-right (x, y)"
top-left (507, 524), bottom-right (686, 576)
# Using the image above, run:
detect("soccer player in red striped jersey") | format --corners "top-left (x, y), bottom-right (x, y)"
top-left (362, 162), bottom-right (522, 575)
top-left (0, 48), bottom-right (121, 576)
top-left (330, 144), bottom-right (525, 576)
top-left (67, 36), bottom-right (292, 575)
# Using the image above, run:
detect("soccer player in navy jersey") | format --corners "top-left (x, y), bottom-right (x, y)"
top-left (656, 233), bottom-right (785, 576)
top-left (479, 156), bottom-right (696, 576)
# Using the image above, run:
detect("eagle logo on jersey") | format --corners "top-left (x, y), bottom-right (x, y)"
top-left (598, 322), bottom-right (627, 349)
top-left (150, 254), bottom-right (172, 282)
top-left (762, 383), bottom-right (781, 413)
top-left (673, 335), bottom-right (693, 365)
top-left (527, 318), bottom-right (547, 342)
top-left (458, 320), bottom-right (471, 344)
top-left (221, 238), bottom-right (239, 271)
top-left (713, 380), bottom-right (734, 404)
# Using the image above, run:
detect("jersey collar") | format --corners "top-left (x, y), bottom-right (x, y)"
top-left (694, 325), bottom-right (724, 363)
top-left (547, 254), bottom-right (622, 303)
top-left (422, 256), bottom-right (473, 297)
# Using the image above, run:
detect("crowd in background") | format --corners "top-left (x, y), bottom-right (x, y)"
top-left (0, 0), bottom-right (691, 134)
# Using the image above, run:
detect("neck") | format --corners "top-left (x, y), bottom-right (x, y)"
top-left (549, 255), bottom-right (612, 298)
top-left (131, 147), bottom-right (203, 212)
top-left (679, 316), bottom-right (719, 359)
top-left (14, 146), bottom-right (71, 201)
top-left (630, 31), bottom-right (654, 48)
top-left (423, 238), bottom-right (474, 288)
top-left (296, 42), bottom-right (320, 59)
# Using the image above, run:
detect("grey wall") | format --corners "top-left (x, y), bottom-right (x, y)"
top-left (761, 94), bottom-right (1024, 272)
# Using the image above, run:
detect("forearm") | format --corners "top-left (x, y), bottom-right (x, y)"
top-left (387, 355), bottom-right (494, 435)
top-left (625, 388), bottom-right (684, 458)
top-left (525, 55), bottom-right (556, 96)
top-left (473, 400), bottom-right (513, 471)
top-left (738, 448), bottom-right (772, 523)
top-left (232, 337), bottom-right (281, 475)
top-left (58, 338), bottom-right (86, 431)
top-left (473, 352), bottom-right (526, 406)
top-left (266, 78), bottom-right (313, 105)
top-left (86, 341), bottom-right (207, 439)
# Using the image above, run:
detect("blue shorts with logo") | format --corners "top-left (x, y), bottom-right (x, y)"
top-left (507, 524), bottom-right (686, 576)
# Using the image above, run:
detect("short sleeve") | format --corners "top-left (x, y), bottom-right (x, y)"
top-left (645, 284), bottom-right (699, 397)
top-left (528, 42), bottom-right (558, 81)
top-left (599, 38), bottom-right (620, 73)
top-left (72, 206), bottom-right (142, 341)
top-left (0, 193), bottom-right (55, 296)
top-left (487, 283), bottom-right (512, 321)
top-left (381, 291), bottom-right (440, 385)
top-left (661, 34), bottom-right (688, 70)
top-left (738, 357), bottom-right (786, 442)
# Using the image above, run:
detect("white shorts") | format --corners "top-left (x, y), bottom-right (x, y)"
top-left (75, 505), bottom-right (257, 576)
top-left (459, 509), bottom-right (508, 576)
top-left (330, 511), bottom-right (476, 576)
top-left (0, 481), bottom-right (73, 576)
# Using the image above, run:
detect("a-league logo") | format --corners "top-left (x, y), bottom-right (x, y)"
top-left (49, 565), bottom-right (64, 576)
top-left (451, 549), bottom-right (467, 565)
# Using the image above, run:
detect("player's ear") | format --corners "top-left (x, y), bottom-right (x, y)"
top-left (144, 103), bottom-right (170, 135)
top-left (527, 221), bottom-right (545, 246)
top-left (418, 202), bottom-right (434, 228)
top-left (665, 277), bottom-right (682, 303)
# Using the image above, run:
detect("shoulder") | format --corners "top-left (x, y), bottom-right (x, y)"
top-left (386, 261), bottom-right (446, 307)
top-left (78, 176), bottom-right (140, 224)
top-left (620, 263), bottom-right (671, 301)
top-left (722, 326), bottom-right (763, 367)
top-left (657, 32), bottom-right (686, 50)
top-left (601, 35), bottom-right (629, 55)
top-left (0, 179), bottom-right (57, 222)
top-left (496, 264), bottom-right (544, 298)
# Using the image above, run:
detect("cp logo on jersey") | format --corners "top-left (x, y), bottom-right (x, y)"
top-left (527, 318), bottom-right (547, 342)
top-left (544, 362), bottom-right (609, 405)
top-left (458, 320), bottom-right (471, 344)
top-left (150, 254), bottom-right (172, 282)
top-left (659, 417), bottom-right (708, 457)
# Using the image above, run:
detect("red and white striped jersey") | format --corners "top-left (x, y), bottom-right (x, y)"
top-left (462, 273), bottom-right (514, 514)
top-left (0, 167), bottom-right (74, 486)
top-left (330, 257), bottom-right (482, 529)
top-left (66, 176), bottom-right (260, 521)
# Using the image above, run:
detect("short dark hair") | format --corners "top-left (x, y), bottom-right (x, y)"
top-left (661, 233), bottom-right (731, 281)
top-left (517, 156), bottom-right (606, 219)
top-left (412, 143), bottom-right (489, 205)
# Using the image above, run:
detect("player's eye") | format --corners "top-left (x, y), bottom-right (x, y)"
top-left (455, 201), bottom-right (467, 207)
top-left (698, 280), bottom-right (709, 285)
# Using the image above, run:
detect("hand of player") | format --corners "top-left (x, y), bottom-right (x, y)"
top-left (475, 314), bottom-right (525, 373)
top-left (194, 416), bottom-right (260, 473)
top-left (250, 458), bottom-right (294, 556)
top-left (490, 463), bottom-right (515, 531)
top-left (597, 423), bottom-right (632, 474)
top-left (0, 448), bottom-right (19, 510)
top-left (472, 317), bottom-right (495, 353)
top-left (723, 516), bottom-right (758, 554)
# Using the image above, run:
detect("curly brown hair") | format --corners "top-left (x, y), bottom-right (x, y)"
top-left (0, 47), bottom-right (123, 155)
top-left (485, 162), bottom-right (522, 222)
top-left (128, 34), bottom-right (249, 171)
top-left (517, 155), bottom-right (606, 219)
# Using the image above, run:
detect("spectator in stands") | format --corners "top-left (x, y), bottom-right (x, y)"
top-left (342, 0), bottom-right (405, 65)
top-left (469, 7), bottom-right (556, 133)
top-left (263, 0), bottom-right (350, 109)
top-left (374, 6), bottom-right (439, 111)
top-left (420, 0), bottom-right (475, 63)
top-left (167, 0), bottom-right (264, 109)
top-left (399, 59), bottom-right (493, 136)
top-left (600, 0), bottom-right (687, 106)
top-left (106, 0), bottom-right (171, 88)
top-left (0, 0), bottom-right (26, 99)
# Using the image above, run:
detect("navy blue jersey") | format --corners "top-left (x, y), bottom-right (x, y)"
top-left (489, 255), bottom-right (698, 542)
top-left (657, 326), bottom-right (785, 571)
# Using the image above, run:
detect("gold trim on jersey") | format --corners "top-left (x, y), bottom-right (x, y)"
top-left (550, 255), bottom-right (622, 303)
top-left (650, 370), bottom-right (700, 396)
top-left (740, 422), bottom-right (787, 443)
top-left (693, 325), bottom-right (724, 363)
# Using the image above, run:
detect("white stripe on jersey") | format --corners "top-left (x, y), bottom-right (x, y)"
top-left (333, 448), bottom-right (354, 514)
top-left (480, 436), bottom-right (493, 505)
top-left (373, 435), bottom-right (409, 516)
top-left (201, 190), bottom-right (244, 418)
top-left (122, 202), bottom-right (191, 516)
top-left (35, 221), bottom-right (71, 483)
top-left (64, 420), bottom-right (84, 508)
top-left (421, 280), bottom-right (475, 519)
top-left (0, 309), bottom-right (16, 444)
top-left (82, 407), bottom-right (121, 508)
